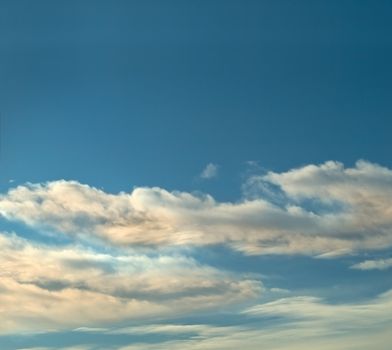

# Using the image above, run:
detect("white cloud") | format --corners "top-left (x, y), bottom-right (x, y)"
top-left (107, 323), bottom-right (240, 336)
top-left (119, 324), bottom-right (391, 350)
top-left (117, 291), bottom-right (392, 350)
top-left (0, 232), bottom-right (262, 334)
top-left (8, 286), bottom-right (392, 349)
top-left (200, 163), bottom-right (218, 179)
top-left (351, 257), bottom-right (392, 270)
top-left (1, 160), bottom-right (392, 256)
top-left (243, 291), bottom-right (392, 324)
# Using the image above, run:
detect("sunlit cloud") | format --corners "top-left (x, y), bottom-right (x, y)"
top-left (351, 257), bottom-right (392, 270)
top-left (0, 232), bottom-right (261, 333)
top-left (118, 291), bottom-right (392, 350)
top-left (1, 161), bottom-right (391, 256)
top-left (44, 290), bottom-right (391, 350)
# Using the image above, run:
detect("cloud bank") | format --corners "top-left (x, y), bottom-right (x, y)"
top-left (0, 160), bottom-right (391, 256)
top-left (0, 233), bottom-right (261, 333)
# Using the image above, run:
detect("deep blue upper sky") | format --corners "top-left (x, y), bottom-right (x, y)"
top-left (1, 0), bottom-right (391, 200)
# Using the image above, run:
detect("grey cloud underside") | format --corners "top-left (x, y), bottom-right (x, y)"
top-left (0, 160), bottom-right (391, 255)
top-left (20, 278), bottom-right (246, 302)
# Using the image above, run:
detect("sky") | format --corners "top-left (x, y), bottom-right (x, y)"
top-left (0, 1), bottom-right (391, 349)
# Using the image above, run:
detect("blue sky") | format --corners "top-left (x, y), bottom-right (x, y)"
top-left (0, 1), bottom-right (392, 349)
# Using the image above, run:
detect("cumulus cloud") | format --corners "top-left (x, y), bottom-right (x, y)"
top-left (351, 257), bottom-right (392, 270)
top-left (200, 163), bottom-right (218, 179)
top-left (0, 232), bottom-right (261, 333)
top-left (0, 160), bottom-right (392, 256)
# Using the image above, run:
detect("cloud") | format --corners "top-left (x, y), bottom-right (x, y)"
top-left (239, 290), bottom-right (392, 349)
top-left (107, 323), bottom-right (240, 336)
top-left (1, 160), bottom-right (392, 256)
top-left (6, 289), bottom-right (392, 349)
top-left (0, 232), bottom-right (262, 333)
top-left (61, 290), bottom-right (390, 350)
top-left (243, 290), bottom-right (392, 324)
top-left (118, 291), bottom-right (392, 350)
top-left (200, 163), bottom-right (218, 179)
top-left (351, 257), bottom-right (392, 270)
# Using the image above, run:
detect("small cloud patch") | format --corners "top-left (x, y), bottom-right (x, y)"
top-left (200, 163), bottom-right (219, 179)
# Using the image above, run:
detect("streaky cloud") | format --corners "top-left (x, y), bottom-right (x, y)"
top-left (0, 232), bottom-right (261, 333)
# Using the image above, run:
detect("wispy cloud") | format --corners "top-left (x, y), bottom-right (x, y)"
top-left (5, 279), bottom-right (392, 349)
top-left (200, 163), bottom-right (218, 179)
top-left (119, 291), bottom-right (392, 350)
top-left (351, 257), bottom-right (392, 270)
top-left (73, 290), bottom-right (392, 350)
